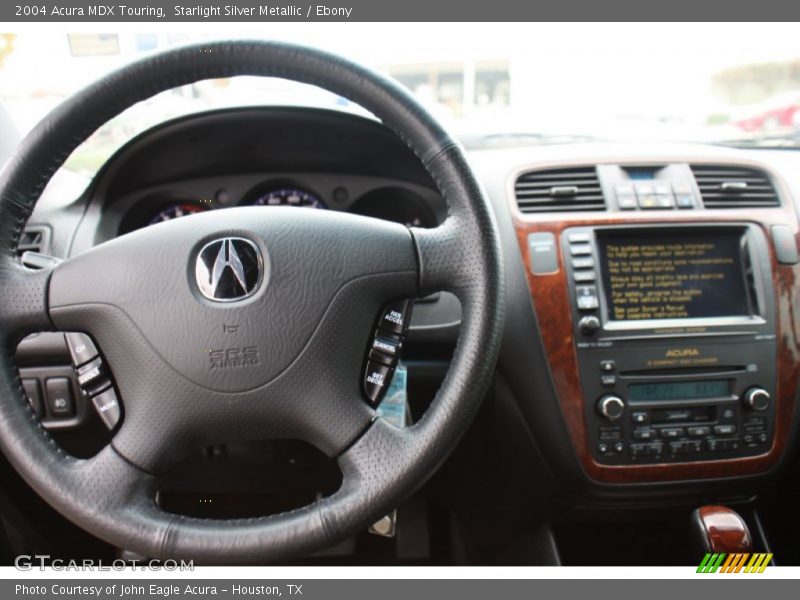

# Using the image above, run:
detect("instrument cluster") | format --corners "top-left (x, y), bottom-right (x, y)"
top-left (121, 181), bottom-right (438, 234)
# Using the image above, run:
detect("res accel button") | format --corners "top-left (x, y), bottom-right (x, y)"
top-left (378, 300), bottom-right (413, 335)
top-left (363, 361), bottom-right (394, 406)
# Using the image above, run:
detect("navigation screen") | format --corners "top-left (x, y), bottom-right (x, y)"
top-left (598, 230), bottom-right (750, 321)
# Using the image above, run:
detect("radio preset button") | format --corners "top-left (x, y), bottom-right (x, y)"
top-left (617, 195), bottom-right (637, 210)
top-left (714, 424), bottom-right (737, 436)
top-left (633, 428), bottom-right (655, 440)
top-left (687, 426), bottom-right (711, 437)
top-left (573, 271), bottom-right (596, 283)
top-left (660, 427), bottom-right (684, 439)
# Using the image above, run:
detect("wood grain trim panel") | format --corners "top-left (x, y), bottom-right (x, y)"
top-left (511, 170), bottom-right (800, 483)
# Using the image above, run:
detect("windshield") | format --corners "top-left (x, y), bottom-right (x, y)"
top-left (2, 24), bottom-right (800, 175)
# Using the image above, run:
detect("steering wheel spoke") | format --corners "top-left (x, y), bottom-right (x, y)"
top-left (0, 263), bottom-right (53, 341)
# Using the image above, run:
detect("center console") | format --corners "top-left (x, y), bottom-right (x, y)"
top-left (509, 157), bottom-right (800, 483)
top-left (563, 224), bottom-right (776, 466)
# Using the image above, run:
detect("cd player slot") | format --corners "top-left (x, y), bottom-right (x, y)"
top-left (619, 366), bottom-right (746, 379)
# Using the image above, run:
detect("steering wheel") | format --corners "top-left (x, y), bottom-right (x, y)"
top-left (0, 41), bottom-right (504, 563)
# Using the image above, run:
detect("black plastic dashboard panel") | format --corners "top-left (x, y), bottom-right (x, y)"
top-left (72, 107), bottom-right (446, 249)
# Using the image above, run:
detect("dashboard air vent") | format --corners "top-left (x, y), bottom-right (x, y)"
top-left (691, 165), bottom-right (779, 208)
top-left (514, 167), bottom-right (605, 213)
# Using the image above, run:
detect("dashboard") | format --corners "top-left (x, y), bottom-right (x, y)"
top-left (18, 106), bottom-right (800, 504)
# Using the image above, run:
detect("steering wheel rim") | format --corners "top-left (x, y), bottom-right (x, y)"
top-left (0, 41), bottom-right (504, 563)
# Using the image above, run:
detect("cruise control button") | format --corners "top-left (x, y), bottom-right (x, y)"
top-left (369, 335), bottom-right (402, 366)
top-left (363, 361), bottom-right (394, 406)
top-left (22, 378), bottom-right (43, 417)
top-left (91, 387), bottom-right (121, 430)
top-left (65, 332), bottom-right (99, 367)
top-left (378, 300), bottom-right (413, 335)
top-left (45, 377), bottom-right (74, 417)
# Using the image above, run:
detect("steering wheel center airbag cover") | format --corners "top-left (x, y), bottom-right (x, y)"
top-left (49, 207), bottom-right (417, 393)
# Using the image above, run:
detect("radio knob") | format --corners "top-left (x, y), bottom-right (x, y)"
top-left (578, 315), bottom-right (601, 336)
top-left (597, 395), bottom-right (625, 420)
top-left (743, 387), bottom-right (771, 412)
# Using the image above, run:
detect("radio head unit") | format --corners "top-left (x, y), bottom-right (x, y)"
top-left (562, 224), bottom-right (777, 466)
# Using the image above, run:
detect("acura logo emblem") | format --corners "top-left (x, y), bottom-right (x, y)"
top-left (195, 237), bottom-right (262, 302)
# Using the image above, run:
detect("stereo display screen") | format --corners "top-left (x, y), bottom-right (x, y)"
top-left (598, 230), bottom-right (751, 321)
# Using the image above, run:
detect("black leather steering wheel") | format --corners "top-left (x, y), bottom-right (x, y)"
top-left (0, 41), bottom-right (504, 563)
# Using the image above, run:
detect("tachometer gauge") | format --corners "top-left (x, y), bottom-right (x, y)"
top-left (147, 202), bottom-right (208, 225)
top-left (249, 187), bottom-right (326, 209)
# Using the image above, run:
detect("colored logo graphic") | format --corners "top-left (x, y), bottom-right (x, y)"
top-left (697, 553), bottom-right (773, 573)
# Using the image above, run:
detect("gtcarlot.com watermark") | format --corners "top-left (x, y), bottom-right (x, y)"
top-left (14, 554), bottom-right (194, 571)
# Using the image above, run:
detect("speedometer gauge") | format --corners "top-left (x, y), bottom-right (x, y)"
top-left (147, 202), bottom-right (208, 225)
top-left (249, 187), bottom-right (326, 209)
